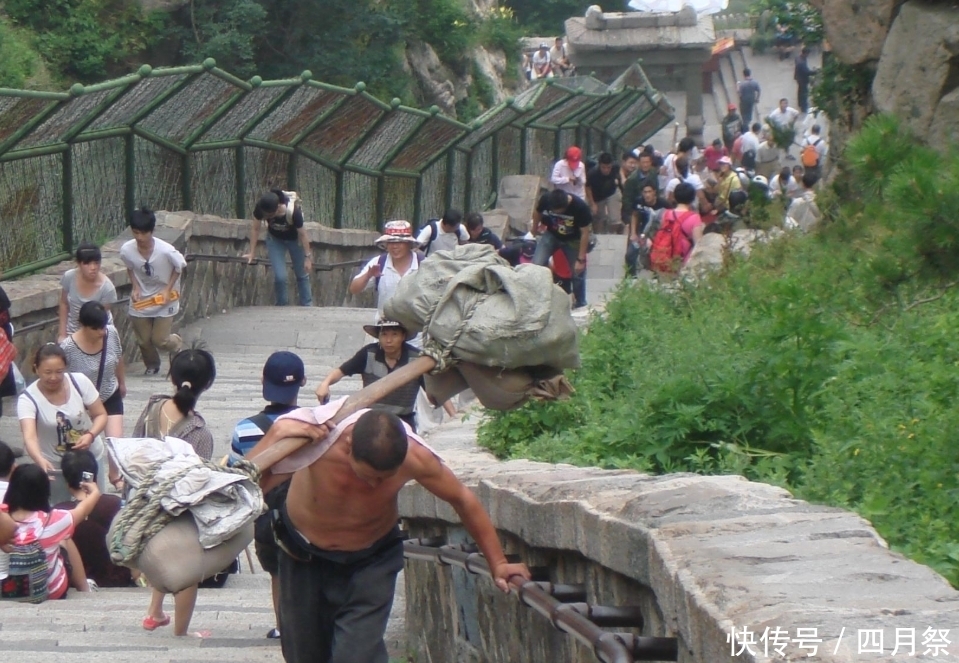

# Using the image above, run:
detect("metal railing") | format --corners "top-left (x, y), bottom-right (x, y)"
top-left (0, 60), bottom-right (674, 277)
top-left (404, 537), bottom-right (679, 663)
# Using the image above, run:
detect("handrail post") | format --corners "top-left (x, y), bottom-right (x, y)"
top-left (235, 145), bottom-right (246, 219)
top-left (62, 148), bottom-right (74, 254)
top-left (125, 133), bottom-right (136, 220)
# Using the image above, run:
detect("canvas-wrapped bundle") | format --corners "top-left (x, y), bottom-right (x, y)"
top-left (384, 244), bottom-right (581, 371)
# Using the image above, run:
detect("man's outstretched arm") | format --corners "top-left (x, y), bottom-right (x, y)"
top-left (414, 451), bottom-right (531, 592)
top-left (246, 415), bottom-right (329, 491)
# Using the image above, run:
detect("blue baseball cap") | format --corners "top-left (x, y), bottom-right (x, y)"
top-left (262, 351), bottom-right (305, 404)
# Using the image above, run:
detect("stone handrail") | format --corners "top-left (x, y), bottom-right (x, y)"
top-left (398, 419), bottom-right (959, 662)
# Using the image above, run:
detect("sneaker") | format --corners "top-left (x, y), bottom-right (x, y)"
top-left (86, 579), bottom-right (99, 592)
top-left (144, 366), bottom-right (160, 376)
top-left (266, 628), bottom-right (281, 639)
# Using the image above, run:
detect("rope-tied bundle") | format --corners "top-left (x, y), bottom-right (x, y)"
top-left (419, 293), bottom-right (489, 374)
top-left (108, 457), bottom-right (261, 566)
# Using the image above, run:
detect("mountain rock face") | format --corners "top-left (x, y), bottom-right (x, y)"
top-left (813, 0), bottom-right (959, 148)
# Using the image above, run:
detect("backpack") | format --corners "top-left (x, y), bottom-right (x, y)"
top-left (374, 250), bottom-right (426, 290)
top-left (420, 219), bottom-right (440, 255)
top-left (650, 210), bottom-right (693, 274)
top-left (2, 513), bottom-right (51, 604)
top-left (801, 139), bottom-right (821, 168)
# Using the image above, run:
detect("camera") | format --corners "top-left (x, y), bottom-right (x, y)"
top-left (82, 471), bottom-right (94, 483)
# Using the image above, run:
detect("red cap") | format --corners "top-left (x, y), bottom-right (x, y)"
top-left (565, 146), bottom-right (582, 165)
top-left (728, 103), bottom-right (737, 111)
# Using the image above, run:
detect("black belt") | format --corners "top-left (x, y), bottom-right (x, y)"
top-left (272, 504), bottom-right (402, 566)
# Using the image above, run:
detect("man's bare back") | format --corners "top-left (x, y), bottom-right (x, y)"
top-left (285, 430), bottom-right (432, 551)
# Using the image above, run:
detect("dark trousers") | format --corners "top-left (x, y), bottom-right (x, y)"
top-left (276, 512), bottom-right (404, 663)
top-left (797, 82), bottom-right (809, 113)
top-left (739, 102), bottom-right (754, 129)
top-left (532, 232), bottom-right (587, 308)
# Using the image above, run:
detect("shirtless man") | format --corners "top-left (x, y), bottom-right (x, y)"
top-left (248, 409), bottom-right (530, 663)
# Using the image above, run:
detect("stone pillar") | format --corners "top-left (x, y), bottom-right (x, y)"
top-left (684, 63), bottom-right (704, 146)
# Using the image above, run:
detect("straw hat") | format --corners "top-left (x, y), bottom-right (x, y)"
top-left (363, 319), bottom-right (408, 337)
top-left (374, 220), bottom-right (420, 250)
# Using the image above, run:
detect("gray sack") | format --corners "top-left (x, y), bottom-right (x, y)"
top-left (383, 244), bottom-right (580, 370)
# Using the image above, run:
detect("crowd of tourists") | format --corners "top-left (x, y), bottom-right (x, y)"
top-left (0, 191), bottom-right (532, 659)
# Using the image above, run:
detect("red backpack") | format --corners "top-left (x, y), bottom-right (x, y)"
top-left (650, 210), bottom-right (693, 273)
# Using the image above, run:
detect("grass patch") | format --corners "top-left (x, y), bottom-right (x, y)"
top-left (479, 115), bottom-right (959, 587)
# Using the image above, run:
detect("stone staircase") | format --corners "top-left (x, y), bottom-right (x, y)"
top-left (0, 235), bottom-right (626, 662)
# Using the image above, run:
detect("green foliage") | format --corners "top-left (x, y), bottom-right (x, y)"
top-left (479, 115), bottom-right (959, 587)
top-left (749, 0), bottom-right (822, 44)
top-left (502, 0), bottom-right (589, 36)
top-left (477, 5), bottom-right (525, 78)
top-left (174, 0), bottom-right (267, 79)
top-left (0, 15), bottom-right (43, 88)
top-left (810, 57), bottom-right (875, 124)
top-left (765, 116), bottom-right (796, 150)
top-left (4, 0), bottom-right (165, 82)
top-left (399, 0), bottom-right (476, 72)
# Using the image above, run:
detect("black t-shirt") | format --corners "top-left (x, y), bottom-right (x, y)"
top-left (56, 495), bottom-right (132, 587)
top-left (536, 193), bottom-right (593, 242)
top-left (266, 204), bottom-right (304, 242)
top-left (469, 227), bottom-right (503, 250)
top-left (586, 165), bottom-right (620, 202)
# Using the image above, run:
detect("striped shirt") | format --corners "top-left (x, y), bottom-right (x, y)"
top-left (230, 404), bottom-right (297, 463)
top-left (12, 509), bottom-right (74, 599)
top-left (60, 327), bottom-right (123, 401)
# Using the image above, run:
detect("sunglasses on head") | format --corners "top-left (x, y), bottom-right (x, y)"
top-left (143, 260), bottom-right (153, 277)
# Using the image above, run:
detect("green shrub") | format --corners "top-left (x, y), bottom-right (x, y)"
top-left (0, 16), bottom-right (43, 88)
top-left (479, 114), bottom-right (959, 587)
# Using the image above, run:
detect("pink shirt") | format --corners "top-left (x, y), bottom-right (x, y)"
top-left (678, 210), bottom-right (704, 262)
top-left (12, 509), bottom-right (74, 599)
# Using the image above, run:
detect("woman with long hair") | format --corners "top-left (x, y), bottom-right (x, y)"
top-left (133, 345), bottom-right (216, 636)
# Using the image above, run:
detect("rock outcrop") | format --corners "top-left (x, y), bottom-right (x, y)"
top-left (871, 2), bottom-right (959, 146)
top-left (811, 0), bottom-right (959, 149)
top-left (404, 40), bottom-right (514, 119)
top-left (809, 0), bottom-right (905, 65)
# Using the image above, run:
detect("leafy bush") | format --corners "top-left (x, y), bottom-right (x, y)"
top-left (479, 115), bottom-right (959, 586)
top-left (0, 16), bottom-right (43, 88)
top-left (5, 0), bottom-right (165, 82)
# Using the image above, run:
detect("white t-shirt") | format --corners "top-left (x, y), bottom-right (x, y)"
top-left (60, 269), bottom-right (117, 334)
top-left (416, 223), bottom-right (469, 257)
top-left (768, 106), bottom-right (799, 129)
top-left (17, 373), bottom-right (104, 466)
top-left (356, 253), bottom-right (422, 319)
top-left (740, 131), bottom-right (760, 155)
top-left (770, 174), bottom-right (800, 198)
top-left (550, 159), bottom-right (586, 200)
top-left (119, 237), bottom-right (187, 318)
top-left (665, 173), bottom-right (704, 196)
top-left (532, 50), bottom-right (550, 70)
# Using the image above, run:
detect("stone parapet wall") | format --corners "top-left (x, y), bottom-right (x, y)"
top-left (2, 212), bottom-right (378, 376)
top-left (399, 419), bottom-right (959, 662)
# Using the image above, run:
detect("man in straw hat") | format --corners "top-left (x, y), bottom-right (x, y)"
top-left (247, 406), bottom-right (531, 663)
top-left (349, 220), bottom-right (423, 320)
top-left (314, 319), bottom-right (423, 431)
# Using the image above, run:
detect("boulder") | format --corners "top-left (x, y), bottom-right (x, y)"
top-left (872, 2), bottom-right (959, 140)
top-left (928, 87), bottom-right (959, 148)
top-left (818, 0), bottom-right (904, 65)
top-left (497, 175), bottom-right (544, 236)
top-left (472, 45), bottom-right (509, 105)
top-left (681, 232), bottom-right (726, 277)
top-left (404, 41), bottom-right (458, 117)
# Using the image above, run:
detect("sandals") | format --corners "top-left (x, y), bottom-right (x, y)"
top-left (142, 615), bottom-right (171, 631)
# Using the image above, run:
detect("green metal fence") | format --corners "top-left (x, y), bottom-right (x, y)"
top-left (0, 58), bottom-right (673, 278)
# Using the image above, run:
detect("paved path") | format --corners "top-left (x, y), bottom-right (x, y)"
top-left (0, 236), bottom-right (624, 662)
